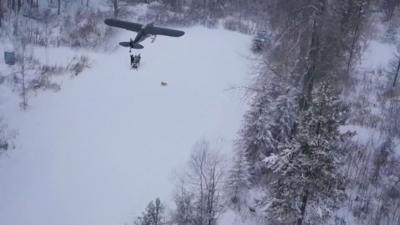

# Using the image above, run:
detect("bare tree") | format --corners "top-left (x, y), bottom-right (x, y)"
top-left (342, 0), bottom-right (371, 77)
top-left (0, 0), bottom-right (3, 27)
top-left (389, 47), bottom-right (400, 87)
top-left (382, 0), bottom-right (400, 21)
top-left (112, 0), bottom-right (118, 18)
top-left (135, 198), bottom-right (165, 225)
top-left (18, 38), bottom-right (28, 110)
top-left (57, 0), bottom-right (60, 15)
top-left (172, 178), bottom-right (196, 225)
top-left (0, 118), bottom-right (15, 156)
top-left (172, 139), bottom-right (226, 225)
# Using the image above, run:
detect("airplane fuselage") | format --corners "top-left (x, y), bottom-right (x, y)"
top-left (132, 23), bottom-right (154, 44)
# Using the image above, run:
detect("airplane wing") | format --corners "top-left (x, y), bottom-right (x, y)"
top-left (104, 19), bottom-right (142, 32)
top-left (147, 26), bottom-right (185, 37)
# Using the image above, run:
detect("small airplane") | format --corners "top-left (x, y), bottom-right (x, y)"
top-left (104, 19), bottom-right (185, 50)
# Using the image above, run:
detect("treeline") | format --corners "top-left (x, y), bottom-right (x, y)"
top-left (0, 0), bottom-right (109, 109)
top-left (134, 0), bottom-right (400, 225)
top-left (225, 0), bottom-right (400, 225)
top-left (130, 1), bottom-right (400, 225)
top-left (0, 0), bottom-right (114, 48)
top-left (158, 0), bottom-right (268, 28)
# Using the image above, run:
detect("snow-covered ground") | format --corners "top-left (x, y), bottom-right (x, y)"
top-left (0, 26), bottom-right (251, 225)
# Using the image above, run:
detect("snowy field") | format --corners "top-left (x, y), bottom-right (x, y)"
top-left (0, 26), bottom-right (251, 225)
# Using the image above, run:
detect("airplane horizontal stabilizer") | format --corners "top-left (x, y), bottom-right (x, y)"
top-left (119, 42), bottom-right (144, 49)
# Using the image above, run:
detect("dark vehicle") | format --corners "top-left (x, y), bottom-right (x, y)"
top-left (252, 31), bottom-right (271, 53)
top-left (4, 51), bottom-right (16, 65)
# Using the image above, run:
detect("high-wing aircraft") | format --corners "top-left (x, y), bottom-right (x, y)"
top-left (104, 19), bottom-right (185, 50)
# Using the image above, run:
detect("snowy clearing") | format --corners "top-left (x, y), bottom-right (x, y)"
top-left (0, 26), bottom-right (251, 225)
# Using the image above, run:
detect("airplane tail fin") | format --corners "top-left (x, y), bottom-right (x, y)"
top-left (119, 42), bottom-right (144, 49)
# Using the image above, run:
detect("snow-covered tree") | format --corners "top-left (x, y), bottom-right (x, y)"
top-left (189, 140), bottom-right (225, 225)
top-left (172, 179), bottom-right (196, 225)
top-left (238, 70), bottom-right (298, 183)
top-left (12, 36), bottom-right (30, 110)
top-left (339, 0), bottom-right (372, 77)
top-left (225, 148), bottom-right (251, 212)
top-left (0, 0), bottom-right (3, 27)
top-left (135, 198), bottom-right (165, 225)
top-left (381, 0), bottom-right (400, 21)
top-left (171, 139), bottom-right (225, 225)
top-left (0, 118), bottom-right (14, 155)
top-left (388, 45), bottom-right (400, 87)
top-left (263, 82), bottom-right (351, 225)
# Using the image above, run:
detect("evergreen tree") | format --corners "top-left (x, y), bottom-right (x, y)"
top-left (239, 73), bottom-right (298, 181)
top-left (225, 148), bottom-right (251, 211)
top-left (263, 82), bottom-right (350, 225)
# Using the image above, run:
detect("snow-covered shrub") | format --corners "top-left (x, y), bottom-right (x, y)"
top-left (58, 9), bottom-right (112, 48)
top-left (28, 64), bottom-right (64, 92)
top-left (0, 119), bottom-right (15, 155)
top-left (67, 55), bottom-right (90, 76)
top-left (223, 17), bottom-right (256, 34)
top-left (138, 2), bottom-right (194, 27)
top-left (134, 198), bottom-right (165, 225)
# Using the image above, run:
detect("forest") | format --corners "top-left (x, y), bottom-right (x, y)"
top-left (1, 0), bottom-right (400, 225)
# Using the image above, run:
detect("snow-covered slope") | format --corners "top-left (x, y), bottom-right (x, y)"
top-left (0, 27), bottom-right (251, 225)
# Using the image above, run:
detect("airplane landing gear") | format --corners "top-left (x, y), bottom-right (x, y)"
top-left (129, 38), bottom-right (134, 53)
